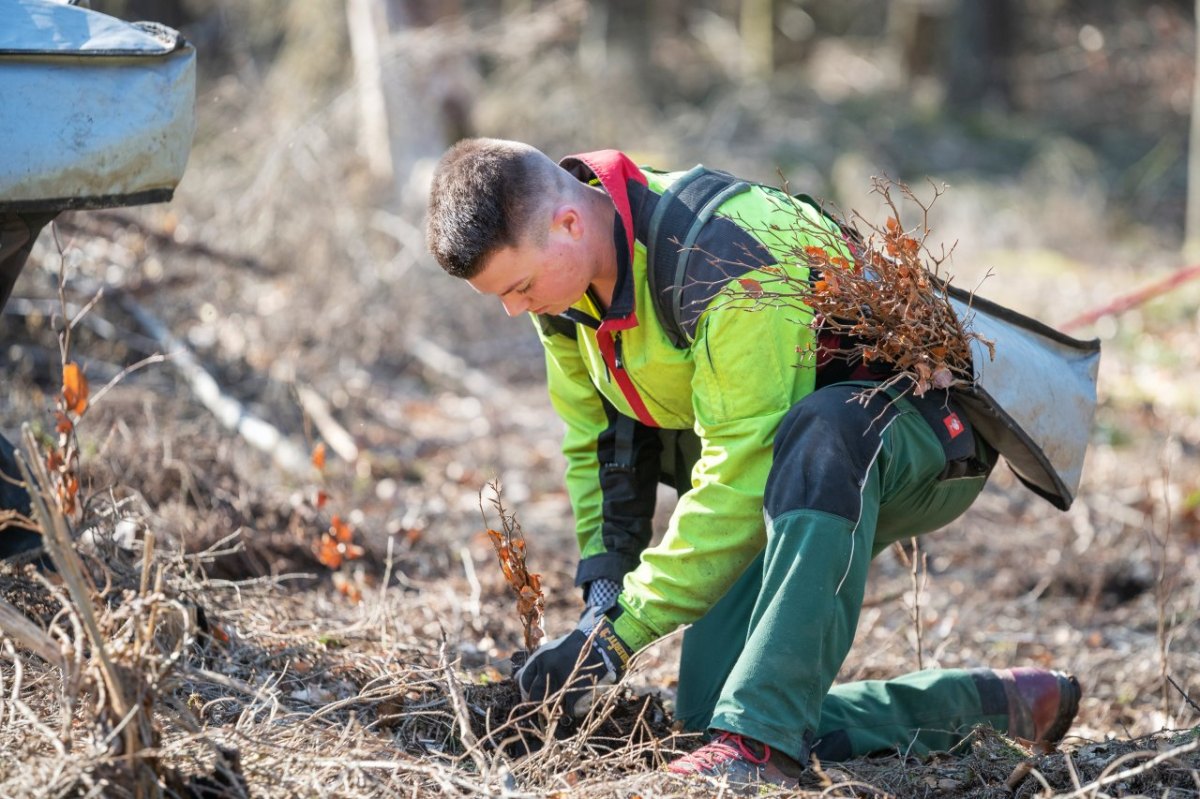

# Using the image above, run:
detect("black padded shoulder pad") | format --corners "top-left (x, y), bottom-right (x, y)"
top-left (646, 167), bottom-right (751, 348)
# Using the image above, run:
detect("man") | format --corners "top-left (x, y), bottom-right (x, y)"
top-left (425, 138), bottom-right (1081, 785)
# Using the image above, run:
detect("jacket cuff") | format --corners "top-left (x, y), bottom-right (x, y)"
top-left (611, 599), bottom-right (659, 652)
top-left (575, 552), bottom-right (639, 587)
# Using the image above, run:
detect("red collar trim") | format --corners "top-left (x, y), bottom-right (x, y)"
top-left (560, 149), bottom-right (646, 264)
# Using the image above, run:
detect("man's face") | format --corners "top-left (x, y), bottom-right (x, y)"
top-left (468, 216), bottom-right (595, 317)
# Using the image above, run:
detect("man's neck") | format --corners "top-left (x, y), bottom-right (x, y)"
top-left (585, 187), bottom-right (619, 310)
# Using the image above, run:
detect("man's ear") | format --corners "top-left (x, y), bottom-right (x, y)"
top-left (550, 204), bottom-right (584, 240)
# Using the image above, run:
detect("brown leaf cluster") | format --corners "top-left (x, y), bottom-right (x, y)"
top-left (725, 178), bottom-right (994, 401)
top-left (481, 482), bottom-right (545, 652)
top-left (797, 180), bottom-right (992, 398)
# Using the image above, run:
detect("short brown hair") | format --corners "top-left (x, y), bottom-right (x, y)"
top-left (425, 138), bottom-right (557, 278)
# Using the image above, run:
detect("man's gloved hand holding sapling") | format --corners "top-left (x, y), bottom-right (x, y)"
top-left (515, 605), bottom-right (633, 718)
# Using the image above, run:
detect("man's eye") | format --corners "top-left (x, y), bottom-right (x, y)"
top-left (517, 280), bottom-right (533, 295)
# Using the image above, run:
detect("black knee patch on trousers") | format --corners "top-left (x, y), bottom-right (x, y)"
top-left (764, 386), bottom-right (900, 522)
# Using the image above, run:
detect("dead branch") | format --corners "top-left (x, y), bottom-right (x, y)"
top-left (296, 384), bottom-right (360, 464)
top-left (111, 286), bottom-right (314, 476)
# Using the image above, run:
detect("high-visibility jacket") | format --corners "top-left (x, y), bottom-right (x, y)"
top-left (535, 150), bottom-right (845, 651)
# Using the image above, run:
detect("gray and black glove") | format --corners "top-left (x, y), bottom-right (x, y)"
top-left (515, 605), bottom-right (633, 718)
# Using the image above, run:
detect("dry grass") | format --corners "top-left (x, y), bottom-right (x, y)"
top-left (1, 7), bottom-right (1198, 796)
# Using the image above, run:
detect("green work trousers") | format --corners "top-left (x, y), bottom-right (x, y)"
top-left (674, 389), bottom-right (999, 762)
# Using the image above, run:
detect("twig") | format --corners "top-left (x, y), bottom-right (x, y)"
top-left (87, 353), bottom-right (171, 408)
top-left (439, 640), bottom-right (488, 777)
top-left (1167, 675), bottom-right (1200, 716)
top-left (1054, 737), bottom-right (1200, 799)
top-left (893, 538), bottom-right (928, 671)
top-left (459, 545), bottom-right (482, 621)
top-left (16, 427), bottom-right (135, 759)
top-left (296, 384), bottom-right (360, 463)
top-left (0, 598), bottom-right (65, 670)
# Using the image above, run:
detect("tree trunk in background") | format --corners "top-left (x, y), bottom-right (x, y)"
top-left (604, 0), bottom-right (654, 79)
top-left (887, 0), bottom-right (946, 81)
top-left (740, 0), bottom-right (775, 82)
top-left (1186, 0), bottom-right (1200, 257)
top-left (345, 0), bottom-right (468, 208)
top-left (347, 0), bottom-right (395, 183)
top-left (944, 0), bottom-right (1015, 111)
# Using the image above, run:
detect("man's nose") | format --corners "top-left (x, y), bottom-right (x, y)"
top-left (500, 293), bottom-right (528, 317)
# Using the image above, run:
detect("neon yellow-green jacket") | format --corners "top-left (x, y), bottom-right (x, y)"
top-left (538, 150), bottom-right (844, 651)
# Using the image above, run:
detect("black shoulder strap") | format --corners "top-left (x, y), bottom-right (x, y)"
top-left (536, 312), bottom-right (578, 340)
top-left (645, 166), bottom-right (750, 348)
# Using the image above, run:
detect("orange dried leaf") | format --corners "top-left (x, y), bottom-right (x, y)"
top-left (738, 278), bottom-right (764, 298)
top-left (333, 571), bottom-right (363, 603)
top-left (316, 534), bottom-right (343, 569)
top-left (342, 542), bottom-right (364, 561)
top-left (62, 362), bottom-right (88, 415)
top-left (311, 443), bottom-right (326, 470)
top-left (315, 489), bottom-right (328, 510)
top-left (886, 217), bottom-right (900, 234)
top-left (330, 514), bottom-right (353, 543)
top-left (55, 412), bottom-right (73, 436)
top-left (813, 280), bottom-right (828, 293)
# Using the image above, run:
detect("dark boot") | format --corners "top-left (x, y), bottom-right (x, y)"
top-left (995, 667), bottom-right (1082, 745)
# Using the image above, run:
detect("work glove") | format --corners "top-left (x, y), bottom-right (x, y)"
top-left (515, 605), bottom-right (633, 718)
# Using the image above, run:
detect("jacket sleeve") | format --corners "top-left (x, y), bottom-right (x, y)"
top-left (535, 316), bottom-right (662, 588)
top-left (610, 189), bottom-right (835, 652)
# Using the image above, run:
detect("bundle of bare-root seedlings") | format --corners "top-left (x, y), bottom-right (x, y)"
top-left (734, 177), bottom-right (994, 401)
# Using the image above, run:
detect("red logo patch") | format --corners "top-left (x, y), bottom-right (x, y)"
top-left (943, 412), bottom-right (965, 439)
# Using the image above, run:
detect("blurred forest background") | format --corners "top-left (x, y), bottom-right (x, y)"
top-left (77, 0), bottom-right (1200, 377)
top-left (3, 2), bottom-right (1200, 795)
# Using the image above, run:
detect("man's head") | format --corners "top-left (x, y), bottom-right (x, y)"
top-left (425, 138), bottom-right (564, 279)
top-left (426, 138), bottom-right (616, 317)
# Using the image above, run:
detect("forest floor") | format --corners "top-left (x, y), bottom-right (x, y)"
top-left (0, 178), bottom-right (1197, 797)
top-left (2, 8), bottom-right (1200, 794)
